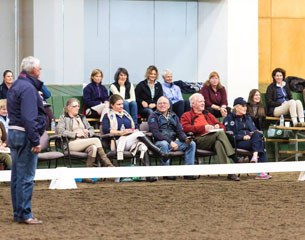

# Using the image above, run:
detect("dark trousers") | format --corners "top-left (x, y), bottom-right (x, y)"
top-left (206, 106), bottom-right (231, 118)
top-left (236, 131), bottom-right (267, 162)
top-left (172, 100), bottom-right (190, 118)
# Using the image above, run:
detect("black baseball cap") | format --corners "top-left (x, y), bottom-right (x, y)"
top-left (233, 97), bottom-right (248, 106)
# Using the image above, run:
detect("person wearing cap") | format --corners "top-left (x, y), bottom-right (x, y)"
top-left (223, 97), bottom-right (270, 180)
top-left (181, 93), bottom-right (240, 181)
top-left (266, 67), bottom-right (305, 127)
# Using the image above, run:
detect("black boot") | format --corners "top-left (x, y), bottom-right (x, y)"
top-left (137, 136), bottom-right (169, 158)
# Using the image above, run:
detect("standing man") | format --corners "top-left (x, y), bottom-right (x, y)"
top-left (7, 56), bottom-right (47, 224)
top-left (148, 96), bottom-right (196, 180)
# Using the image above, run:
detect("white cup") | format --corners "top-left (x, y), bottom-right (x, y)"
top-left (285, 121), bottom-right (290, 127)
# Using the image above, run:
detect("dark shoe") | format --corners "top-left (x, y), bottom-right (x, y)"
top-left (137, 136), bottom-right (169, 158)
top-left (163, 176), bottom-right (177, 181)
top-left (227, 174), bottom-right (240, 181)
top-left (183, 175), bottom-right (197, 180)
top-left (82, 178), bottom-right (96, 184)
top-left (146, 177), bottom-right (158, 182)
top-left (21, 218), bottom-right (43, 225)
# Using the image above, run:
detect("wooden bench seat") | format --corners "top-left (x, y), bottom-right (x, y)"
top-left (266, 138), bottom-right (305, 143)
top-left (266, 116), bottom-right (291, 121)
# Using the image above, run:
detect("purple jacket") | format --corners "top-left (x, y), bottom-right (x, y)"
top-left (83, 82), bottom-right (109, 108)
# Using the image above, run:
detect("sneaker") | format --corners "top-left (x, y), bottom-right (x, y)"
top-left (255, 173), bottom-right (271, 180)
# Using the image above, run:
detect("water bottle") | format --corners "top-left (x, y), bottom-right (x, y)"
top-left (279, 115), bottom-right (284, 127)
top-left (51, 118), bottom-right (56, 131)
top-left (120, 124), bottom-right (125, 131)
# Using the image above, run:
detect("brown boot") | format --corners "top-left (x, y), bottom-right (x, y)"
top-left (97, 147), bottom-right (114, 167)
top-left (86, 156), bottom-right (97, 167)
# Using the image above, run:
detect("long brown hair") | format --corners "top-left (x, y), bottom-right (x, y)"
top-left (247, 89), bottom-right (265, 117)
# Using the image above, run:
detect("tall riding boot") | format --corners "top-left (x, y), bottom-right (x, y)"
top-left (97, 147), bottom-right (114, 167)
top-left (137, 136), bottom-right (169, 158)
top-left (86, 156), bottom-right (97, 167)
top-left (141, 152), bottom-right (157, 182)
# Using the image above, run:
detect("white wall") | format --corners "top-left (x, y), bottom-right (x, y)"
top-left (227, 0), bottom-right (258, 105)
top-left (0, 0), bottom-right (258, 106)
top-left (84, 0), bottom-right (198, 85)
top-left (33, 0), bottom-right (84, 85)
top-left (198, 0), bottom-right (258, 106)
top-left (0, 0), bottom-right (18, 74)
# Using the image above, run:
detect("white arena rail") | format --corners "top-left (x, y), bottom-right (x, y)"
top-left (1, 161), bottom-right (305, 187)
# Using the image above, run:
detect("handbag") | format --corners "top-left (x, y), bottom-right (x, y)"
top-left (267, 125), bottom-right (289, 139)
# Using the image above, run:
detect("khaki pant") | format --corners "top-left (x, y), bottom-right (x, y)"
top-left (68, 137), bottom-right (102, 158)
top-left (195, 131), bottom-right (235, 164)
top-left (0, 153), bottom-right (12, 169)
top-left (273, 99), bottom-right (304, 125)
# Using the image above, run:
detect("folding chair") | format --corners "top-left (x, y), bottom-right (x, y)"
top-left (38, 131), bottom-right (65, 168)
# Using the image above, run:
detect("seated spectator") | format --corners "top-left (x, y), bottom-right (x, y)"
top-left (161, 69), bottom-right (190, 118)
top-left (223, 97), bottom-right (270, 180)
top-left (148, 96), bottom-right (197, 181)
top-left (109, 68), bottom-right (138, 127)
top-left (0, 99), bottom-right (9, 133)
top-left (181, 93), bottom-right (239, 181)
top-left (0, 121), bottom-right (11, 170)
top-left (200, 71), bottom-right (230, 118)
top-left (266, 67), bottom-right (304, 127)
top-left (135, 65), bottom-right (163, 119)
top-left (102, 94), bottom-right (158, 182)
top-left (39, 84), bottom-right (55, 130)
top-left (83, 69), bottom-right (109, 119)
top-left (56, 98), bottom-right (114, 169)
top-left (0, 70), bottom-right (14, 99)
top-left (247, 89), bottom-right (266, 131)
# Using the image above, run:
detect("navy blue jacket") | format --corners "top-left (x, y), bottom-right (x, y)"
top-left (223, 112), bottom-right (258, 142)
top-left (148, 110), bottom-right (186, 143)
top-left (0, 83), bottom-right (9, 99)
top-left (265, 82), bottom-right (292, 116)
top-left (83, 82), bottom-right (109, 108)
top-left (7, 71), bottom-right (47, 147)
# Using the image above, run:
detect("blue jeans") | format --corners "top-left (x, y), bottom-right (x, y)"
top-left (155, 140), bottom-right (196, 165)
top-left (139, 107), bottom-right (154, 119)
top-left (123, 100), bottom-right (138, 127)
top-left (8, 129), bottom-right (38, 222)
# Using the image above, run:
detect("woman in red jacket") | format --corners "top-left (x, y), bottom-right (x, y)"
top-left (200, 71), bottom-right (230, 118)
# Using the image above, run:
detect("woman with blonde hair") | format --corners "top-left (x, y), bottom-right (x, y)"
top-left (56, 98), bottom-right (113, 169)
top-left (83, 69), bottom-right (109, 119)
top-left (135, 65), bottom-right (163, 118)
top-left (200, 71), bottom-right (230, 118)
top-left (0, 99), bottom-right (9, 132)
